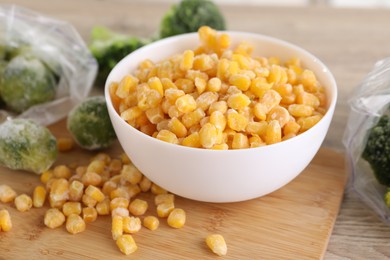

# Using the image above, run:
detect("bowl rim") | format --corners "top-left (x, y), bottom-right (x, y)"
top-left (105, 30), bottom-right (338, 154)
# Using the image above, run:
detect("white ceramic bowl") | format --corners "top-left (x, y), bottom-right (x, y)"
top-left (105, 31), bottom-right (337, 203)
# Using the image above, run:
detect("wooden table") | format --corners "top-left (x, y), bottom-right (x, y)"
top-left (2, 0), bottom-right (390, 259)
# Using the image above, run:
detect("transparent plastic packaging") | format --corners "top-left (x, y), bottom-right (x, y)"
top-left (0, 5), bottom-right (97, 125)
top-left (343, 57), bottom-right (390, 224)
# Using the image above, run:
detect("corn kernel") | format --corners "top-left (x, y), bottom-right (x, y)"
top-left (297, 114), bottom-right (323, 132)
top-left (283, 120), bottom-right (301, 136)
top-left (96, 198), bottom-right (111, 216)
top-left (196, 92), bottom-right (218, 111)
top-left (82, 194), bottom-right (97, 208)
top-left (0, 185), bottom-right (17, 203)
top-left (62, 202), bottom-right (82, 216)
top-left (69, 180), bottom-right (84, 202)
top-left (154, 194), bottom-right (175, 205)
top-left (116, 234), bottom-right (138, 255)
top-left (112, 216), bottom-right (124, 240)
top-left (168, 117), bottom-right (188, 138)
top-left (288, 104), bottom-right (314, 117)
top-left (49, 178), bottom-right (69, 208)
top-left (232, 133), bottom-right (249, 149)
top-left (267, 106), bottom-right (290, 128)
top-left (182, 108), bottom-right (205, 129)
top-left (180, 50), bottom-right (194, 71)
top-left (175, 94), bottom-right (197, 113)
top-left (44, 208), bottom-right (65, 229)
top-left (182, 132), bottom-right (202, 148)
top-left (148, 77), bottom-right (164, 97)
top-left (53, 165), bottom-right (72, 179)
top-left (57, 137), bottom-right (74, 152)
top-left (264, 120), bottom-right (282, 145)
top-left (0, 209), bottom-right (12, 232)
top-left (123, 216), bottom-right (142, 234)
top-left (112, 207), bottom-right (130, 217)
top-left (129, 199), bottom-right (148, 216)
top-left (40, 170), bottom-right (54, 185)
top-left (143, 216), bottom-right (159, 231)
top-left (85, 185), bottom-right (105, 203)
top-left (151, 183), bottom-right (168, 195)
top-left (110, 197), bottom-right (130, 211)
top-left (167, 208), bottom-right (186, 229)
top-left (33, 185), bottom-right (46, 208)
top-left (227, 110), bottom-right (248, 132)
top-left (66, 214), bottom-right (86, 235)
top-left (157, 201), bottom-right (175, 218)
top-left (227, 93), bottom-right (251, 110)
top-left (83, 207), bottom-right (98, 222)
top-left (206, 234), bottom-right (228, 256)
top-left (199, 123), bottom-right (218, 149)
top-left (156, 130), bottom-right (179, 144)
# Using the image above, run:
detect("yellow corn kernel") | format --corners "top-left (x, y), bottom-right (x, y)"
top-left (44, 208), bottom-right (66, 229)
top-left (101, 181), bottom-right (117, 197)
top-left (297, 114), bottom-right (323, 132)
top-left (81, 172), bottom-right (102, 187)
top-left (288, 104), bottom-right (314, 117)
top-left (112, 216), bottom-right (124, 240)
top-left (75, 166), bottom-right (87, 177)
top-left (14, 194), bottom-right (33, 212)
top-left (157, 201), bottom-right (175, 218)
top-left (267, 106), bottom-right (290, 128)
top-left (69, 180), bottom-right (84, 202)
top-left (231, 133), bottom-right (249, 149)
top-left (121, 106), bottom-right (142, 122)
top-left (227, 93), bottom-right (251, 110)
top-left (143, 216), bottom-right (159, 231)
top-left (62, 202), bottom-right (82, 216)
top-left (110, 82), bottom-right (121, 111)
top-left (157, 60), bottom-right (173, 79)
top-left (282, 133), bottom-right (297, 141)
top-left (112, 207), bottom-right (130, 218)
top-left (167, 208), bottom-right (186, 229)
top-left (168, 105), bottom-right (183, 119)
top-left (96, 198), bottom-right (111, 216)
top-left (206, 234), bottom-right (228, 256)
top-left (50, 178), bottom-right (69, 208)
top-left (91, 153), bottom-right (111, 164)
top-left (181, 108), bottom-right (205, 129)
top-left (32, 185), bottom-right (46, 208)
top-left (53, 165), bottom-right (72, 179)
top-left (175, 94), bottom-right (197, 113)
top-left (260, 89), bottom-right (282, 112)
top-left (116, 75), bottom-right (139, 99)
top-left (193, 54), bottom-right (215, 72)
top-left (110, 187), bottom-right (130, 200)
top-left (300, 69), bottom-right (318, 92)
top-left (165, 89), bottom-right (185, 104)
top-left (156, 130), bottom-right (179, 144)
top-left (121, 164), bottom-right (143, 185)
top-left (0, 209), bottom-right (12, 232)
top-left (108, 159), bottom-right (122, 175)
top-left (66, 214), bottom-right (86, 235)
top-left (139, 59), bottom-right (154, 69)
top-left (196, 91), bottom-right (219, 111)
top-left (175, 78), bottom-right (195, 93)
top-left (138, 176), bottom-right (152, 193)
top-left (218, 33), bottom-right (231, 50)
top-left (199, 122), bottom-right (218, 149)
top-left (211, 143), bottom-right (228, 150)
top-left (57, 137), bottom-right (74, 152)
top-left (168, 117), bottom-right (188, 138)
top-left (249, 135), bottom-right (265, 148)
top-left (229, 74), bottom-right (250, 91)
top-left (116, 234), bottom-right (138, 255)
top-left (154, 194), bottom-right (175, 206)
top-left (0, 185), bottom-right (17, 203)
top-left (123, 216), bottom-right (142, 234)
top-left (268, 65), bottom-right (288, 85)
top-left (120, 153), bottom-right (131, 164)
top-left (137, 85), bottom-right (162, 111)
top-left (148, 77), bottom-right (164, 97)
top-left (182, 132), bottom-right (201, 148)
top-left (84, 185), bottom-right (104, 203)
top-left (264, 120), bottom-right (282, 145)
top-left (207, 77), bottom-right (222, 92)
top-left (250, 77), bottom-right (273, 98)
top-left (40, 170), bottom-right (54, 185)
top-left (83, 207), bottom-right (98, 222)
top-left (246, 121), bottom-right (267, 136)
top-left (180, 50), bottom-right (194, 71)
top-left (129, 199), bottom-right (148, 216)
top-left (151, 183), bottom-right (168, 195)
top-left (194, 77), bottom-right (206, 95)
top-left (210, 111), bottom-right (227, 131)
top-left (252, 103), bottom-right (267, 121)
top-left (208, 100), bottom-right (228, 114)
top-left (110, 197), bottom-right (130, 211)
top-left (145, 106), bottom-right (164, 124)
top-left (296, 92), bottom-right (320, 108)
top-left (161, 78), bottom-right (177, 90)
top-left (227, 110), bottom-right (248, 132)
top-left (283, 120), bottom-right (301, 136)
top-left (82, 194), bottom-right (97, 208)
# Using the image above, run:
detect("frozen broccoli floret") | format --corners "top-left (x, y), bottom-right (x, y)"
top-left (89, 26), bottom-right (149, 87)
top-left (159, 0), bottom-right (226, 38)
top-left (67, 96), bottom-right (116, 150)
top-left (0, 119), bottom-right (58, 174)
top-left (362, 111), bottom-right (390, 186)
top-left (0, 53), bottom-right (58, 113)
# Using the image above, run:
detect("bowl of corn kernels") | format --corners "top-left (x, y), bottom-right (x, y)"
top-left (105, 26), bottom-right (337, 203)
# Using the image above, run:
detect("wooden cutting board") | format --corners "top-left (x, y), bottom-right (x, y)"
top-left (0, 119), bottom-right (348, 260)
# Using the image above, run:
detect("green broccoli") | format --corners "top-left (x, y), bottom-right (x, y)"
top-left (0, 52), bottom-right (58, 113)
top-left (159, 0), bottom-right (226, 39)
top-left (89, 27), bottom-right (149, 87)
top-left (0, 119), bottom-right (58, 174)
top-left (362, 110), bottom-right (390, 186)
top-left (67, 96), bottom-right (116, 150)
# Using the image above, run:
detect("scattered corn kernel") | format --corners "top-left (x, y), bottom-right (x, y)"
top-left (206, 234), bottom-right (228, 256)
top-left (112, 215), bottom-right (124, 240)
top-left (143, 216), bottom-right (159, 231)
top-left (57, 137), bottom-right (74, 152)
top-left (44, 208), bottom-right (66, 229)
top-left (123, 216), bottom-right (142, 234)
top-left (85, 185), bottom-right (105, 203)
top-left (14, 194), bottom-right (33, 212)
top-left (0, 209), bottom-right (12, 232)
top-left (157, 201), bottom-right (175, 218)
top-left (129, 199), bottom-right (148, 216)
top-left (116, 234), bottom-right (138, 255)
top-left (66, 214), bottom-right (86, 234)
top-left (167, 208), bottom-right (186, 229)
top-left (83, 207), bottom-right (98, 222)
top-left (0, 185), bottom-right (17, 203)
top-left (62, 202), bottom-right (82, 216)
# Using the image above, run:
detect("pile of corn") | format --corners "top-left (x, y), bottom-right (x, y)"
top-left (110, 26), bottom-right (327, 150)
top-left (0, 138), bottom-right (226, 256)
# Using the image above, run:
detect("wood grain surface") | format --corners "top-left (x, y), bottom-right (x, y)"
top-left (1, 0), bottom-right (390, 259)
top-left (0, 120), bottom-right (347, 259)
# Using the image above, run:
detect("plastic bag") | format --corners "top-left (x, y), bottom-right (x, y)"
top-left (343, 57), bottom-right (390, 224)
top-left (0, 5), bottom-right (97, 125)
